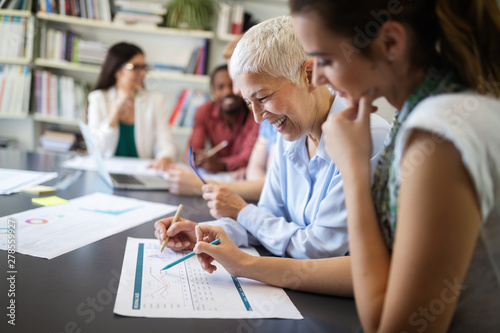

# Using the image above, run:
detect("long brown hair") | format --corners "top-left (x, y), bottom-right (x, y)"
top-left (289, 0), bottom-right (500, 97)
top-left (93, 42), bottom-right (144, 91)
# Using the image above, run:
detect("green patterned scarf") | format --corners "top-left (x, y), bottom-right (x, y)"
top-left (371, 68), bottom-right (464, 250)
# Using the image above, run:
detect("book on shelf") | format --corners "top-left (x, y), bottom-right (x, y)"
top-left (113, 0), bottom-right (165, 27)
top-left (168, 88), bottom-right (208, 128)
top-left (150, 63), bottom-right (185, 74)
top-left (184, 42), bottom-right (208, 75)
top-left (0, 13), bottom-right (33, 59)
top-left (38, 0), bottom-right (112, 21)
top-left (0, 0), bottom-right (32, 10)
top-left (40, 26), bottom-right (109, 65)
top-left (0, 65), bottom-right (31, 116)
top-left (217, 2), bottom-right (244, 35)
top-left (39, 130), bottom-right (76, 152)
top-left (34, 70), bottom-right (89, 121)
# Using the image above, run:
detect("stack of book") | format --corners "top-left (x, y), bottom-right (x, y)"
top-left (113, 0), bottom-right (165, 27)
top-left (0, 0), bottom-right (32, 10)
top-left (184, 42), bottom-right (208, 75)
top-left (169, 88), bottom-right (209, 128)
top-left (38, 0), bottom-right (113, 21)
top-left (0, 65), bottom-right (31, 116)
top-left (217, 2), bottom-right (244, 36)
top-left (34, 70), bottom-right (89, 121)
top-left (0, 14), bottom-right (34, 59)
top-left (39, 130), bottom-right (76, 152)
top-left (39, 27), bottom-right (109, 65)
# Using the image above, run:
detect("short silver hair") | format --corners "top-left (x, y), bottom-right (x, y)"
top-left (230, 16), bottom-right (311, 85)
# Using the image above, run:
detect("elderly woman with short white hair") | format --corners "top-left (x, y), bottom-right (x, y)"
top-left (154, 16), bottom-right (389, 277)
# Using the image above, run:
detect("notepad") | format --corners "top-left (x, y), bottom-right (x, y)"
top-left (21, 185), bottom-right (56, 195)
top-left (32, 196), bottom-right (69, 206)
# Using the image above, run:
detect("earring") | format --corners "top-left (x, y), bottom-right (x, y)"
top-left (388, 54), bottom-right (395, 61)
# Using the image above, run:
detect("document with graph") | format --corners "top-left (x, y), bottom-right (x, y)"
top-left (114, 238), bottom-right (303, 319)
top-left (0, 193), bottom-right (177, 259)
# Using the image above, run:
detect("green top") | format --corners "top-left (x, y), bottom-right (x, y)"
top-left (114, 122), bottom-right (138, 158)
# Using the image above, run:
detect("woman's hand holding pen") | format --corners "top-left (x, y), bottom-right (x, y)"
top-left (193, 224), bottom-right (252, 276)
top-left (154, 217), bottom-right (198, 251)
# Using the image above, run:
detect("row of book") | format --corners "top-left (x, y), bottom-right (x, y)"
top-left (34, 70), bottom-right (89, 121)
top-left (114, 0), bottom-right (165, 27)
top-left (0, 15), bottom-right (34, 58)
top-left (37, 0), bottom-right (166, 27)
top-left (217, 2), bottom-right (244, 36)
top-left (0, 0), bottom-right (32, 10)
top-left (0, 65), bottom-right (31, 115)
top-left (39, 130), bottom-right (76, 152)
top-left (169, 88), bottom-right (209, 128)
top-left (38, 0), bottom-right (113, 21)
top-left (185, 42), bottom-right (208, 75)
top-left (39, 26), bottom-right (109, 65)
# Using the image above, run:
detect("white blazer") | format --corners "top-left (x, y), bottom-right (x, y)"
top-left (87, 87), bottom-right (176, 160)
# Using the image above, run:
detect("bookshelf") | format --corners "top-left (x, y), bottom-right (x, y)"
top-left (0, 7), bottom-right (34, 151)
top-left (31, 2), bottom-right (216, 157)
top-left (36, 12), bottom-right (215, 38)
top-left (0, 1), bottom-right (290, 155)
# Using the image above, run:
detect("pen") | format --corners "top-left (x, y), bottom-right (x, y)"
top-left (160, 204), bottom-right (183, 252)
top-left (161, 238), bottom-right (221, 271)
top-left (197, 140), bottom-right (228, 165)
top-left (189, 146), bottom-right (207, 185)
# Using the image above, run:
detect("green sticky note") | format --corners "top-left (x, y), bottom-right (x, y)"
top-left (32, 196), bottom-right (69, 206)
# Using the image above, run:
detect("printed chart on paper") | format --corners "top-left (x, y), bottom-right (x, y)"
top-left (114, 238), bottom-right (303, 319)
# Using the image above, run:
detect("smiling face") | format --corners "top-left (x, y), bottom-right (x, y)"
top-left (292, 13), bottom-right (387, 108)
top-left (235, 71), bottom-right (318, 142)
top-left (212, 68), bottom-right (243, 114)
top-left (115, 53), bottom-right (146, 92)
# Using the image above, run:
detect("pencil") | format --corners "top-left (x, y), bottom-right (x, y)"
top-left (195, 140), bottom-right (228, 166)
top-left (160, 204), bottom-right (183, 253)
top-left (161, 239), bottom-right (221, 271)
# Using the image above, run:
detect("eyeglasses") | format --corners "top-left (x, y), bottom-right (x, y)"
top-left (123, 63), bottom-right (149, 72)
top-left (189, 146), bottom-right (207, 185)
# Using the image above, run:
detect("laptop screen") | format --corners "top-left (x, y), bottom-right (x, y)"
top-left (79, 122), bottom-right (114, 187)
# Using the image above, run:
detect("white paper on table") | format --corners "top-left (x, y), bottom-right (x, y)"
top-left (114, 238), bottom-right (303, 319)
top-left (0, 193), bottom-right (178, 259)
top-left (62, 155), bottom-right (235, 182)
top-left (62, 155), bottom-right (167, 177)
top-left (0, 168), bottom-right (58, 195)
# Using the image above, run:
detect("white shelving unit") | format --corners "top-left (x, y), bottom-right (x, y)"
top-left (30, 7), bottom-right (217, 158)
top-left (0, 57), bottom-right (32, 65)
top-left (36, 12), bottom-right (215, 38)
top-left (0, 1), bottom-right (290, 153)
top-left (0, 9), bottom-right (35, 150)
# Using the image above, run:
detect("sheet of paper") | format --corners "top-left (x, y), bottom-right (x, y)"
top-left (62, 155), bottom-right (166, 177)
top-left (114, 238), bottom-right (303, 319)
top-left (62, 156), bottom-right (234, 182)
top-left (0, 193), bottom-right (178, 259)
top-left (0, 168), bottom-right (58, 195)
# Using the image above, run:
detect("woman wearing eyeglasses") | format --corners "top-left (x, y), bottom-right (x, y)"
top-left (87, 42), bottom-right (176, 170)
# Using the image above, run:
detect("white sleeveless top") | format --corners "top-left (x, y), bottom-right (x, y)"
top-left (394, 92), bottom-right (500, 331)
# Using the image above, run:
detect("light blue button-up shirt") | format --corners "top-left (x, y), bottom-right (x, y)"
top-left (208, 97), bottom-right (390, 259)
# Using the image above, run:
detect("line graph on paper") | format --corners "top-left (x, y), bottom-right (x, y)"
top-left (137, 242), bottom-right (218, 311)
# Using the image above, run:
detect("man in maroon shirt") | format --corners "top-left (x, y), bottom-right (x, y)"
top-left (188, 64), bottom-right (259, 173)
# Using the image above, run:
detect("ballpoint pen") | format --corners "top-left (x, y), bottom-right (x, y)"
top-left (161, 239), bottom-right (220, 271)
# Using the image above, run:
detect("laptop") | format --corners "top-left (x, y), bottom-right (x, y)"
top-left (79, 122), bottom-right (169, 190)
